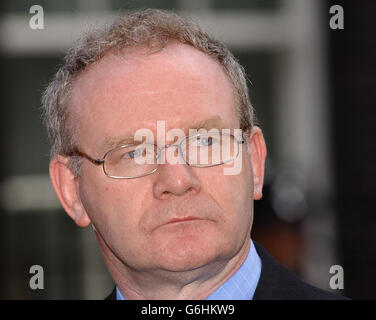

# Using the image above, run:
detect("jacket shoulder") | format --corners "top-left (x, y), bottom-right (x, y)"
top-left (253, 242), bottom-right (348, 300)
top-left (105, 287), bottom-right (117, 300)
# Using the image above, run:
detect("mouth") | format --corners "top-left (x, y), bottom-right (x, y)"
top-left (167, 216), bottom-right (201, 224)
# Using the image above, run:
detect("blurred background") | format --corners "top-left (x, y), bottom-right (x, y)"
top-left (0, 0), bottom-right (374, 299)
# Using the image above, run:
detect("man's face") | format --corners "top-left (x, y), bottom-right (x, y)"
top-left (69, 43), bottom-right (262, 272)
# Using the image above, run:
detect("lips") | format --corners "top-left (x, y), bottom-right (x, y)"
top-left (167, 216), bottom-right (201, 224)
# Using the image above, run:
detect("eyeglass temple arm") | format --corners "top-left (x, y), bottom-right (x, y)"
top-left (68, 149), bottom-right (104, 165)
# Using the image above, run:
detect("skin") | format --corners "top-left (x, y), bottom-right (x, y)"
top-left (49, 42), bottom-right (267, 299)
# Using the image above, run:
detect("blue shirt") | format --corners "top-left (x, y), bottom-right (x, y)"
top-left (116, 240), bottom-right (261, 300)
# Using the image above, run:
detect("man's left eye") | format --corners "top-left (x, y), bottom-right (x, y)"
top-left (198, 137), bottom-right (213, 146)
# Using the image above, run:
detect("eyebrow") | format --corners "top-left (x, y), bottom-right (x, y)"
top-left (102, 116), bottom-right (227, 151)
top-left (188, 116), bottom-right (226, 131)
top-left (102, 136), bottom-right (138, 151)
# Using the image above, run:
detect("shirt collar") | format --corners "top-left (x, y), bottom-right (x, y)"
top-left (116, 240), bottom-right (261, 300)
top-left (205, 240), bottom-right (261, 300)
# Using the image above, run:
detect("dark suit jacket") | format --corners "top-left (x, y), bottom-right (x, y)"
top-left (105, 242), bottom-right (346, 300)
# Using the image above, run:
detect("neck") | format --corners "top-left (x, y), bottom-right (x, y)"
top-left (97, 232), bottom-right (251, 300)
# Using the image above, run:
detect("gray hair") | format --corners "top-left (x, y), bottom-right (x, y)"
top-left (42, 9), bottom-right (255, 175)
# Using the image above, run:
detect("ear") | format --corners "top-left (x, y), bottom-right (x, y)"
top-left (247, 126), bottom-right (267, 200)
top-left (49, 155), bottom-right (91, 227)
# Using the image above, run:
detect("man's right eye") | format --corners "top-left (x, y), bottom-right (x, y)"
top-left (122, 149), bottom-right (143, 159)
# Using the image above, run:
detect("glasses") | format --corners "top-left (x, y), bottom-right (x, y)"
top-left (69, 132), bottom-right (244, 179)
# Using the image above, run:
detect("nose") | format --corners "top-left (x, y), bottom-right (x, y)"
top-left (152, 162), bottom-right (201, 199)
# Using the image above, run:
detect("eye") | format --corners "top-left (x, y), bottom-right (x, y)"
top-left (197, 136), bottom-right (214, 146)
top-left (121, 146), bottom-right (156, 159)
top-left (122, 148), bottom-right (143, 159)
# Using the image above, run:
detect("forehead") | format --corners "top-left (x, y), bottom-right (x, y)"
top-left (70, 43), bottom-right (239, 153)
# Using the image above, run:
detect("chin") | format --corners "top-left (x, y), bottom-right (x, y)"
top-left (158, 248), bottom-right (221, 272)
top-left (153, 237), bottom-right (233, 272)
top-left (147, 221), bottom-right (238, 272)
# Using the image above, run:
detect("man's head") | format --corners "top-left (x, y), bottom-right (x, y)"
top-left (44, 9), bottom-right (266, 281)
top-left (42, 9), bottom-right (254, 175)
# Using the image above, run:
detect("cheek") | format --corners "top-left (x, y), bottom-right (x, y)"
top-left (204, 152), bottom-right (253, 200)
top-left (199, 157), bottom-right (254, 231)
top-left (78, 171), bottom-right (147, 236)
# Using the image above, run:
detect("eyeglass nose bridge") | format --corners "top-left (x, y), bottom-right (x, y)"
top-left (155, 143), bottom-right (183, 162)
